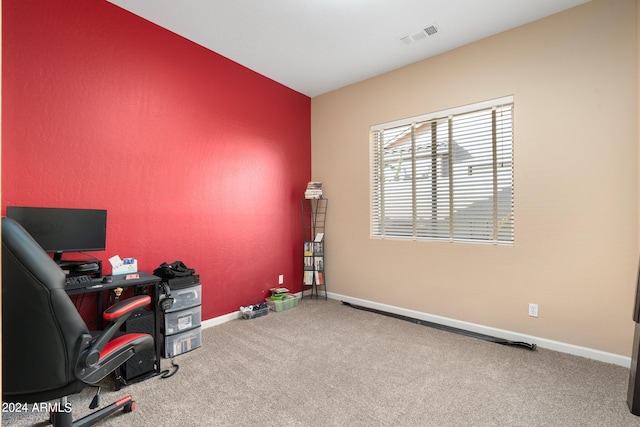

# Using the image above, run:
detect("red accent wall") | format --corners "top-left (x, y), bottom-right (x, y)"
top-left (2, 0), bottom-right (310, 320)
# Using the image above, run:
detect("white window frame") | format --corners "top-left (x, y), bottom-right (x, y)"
top-left (370, 96), bottom-right (514, 245)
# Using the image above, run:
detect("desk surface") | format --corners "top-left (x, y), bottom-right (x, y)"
top-left (65, 271), bottom-right (160, 295)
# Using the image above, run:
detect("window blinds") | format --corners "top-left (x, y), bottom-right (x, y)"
top-left (370, 97), bottom-right (514, 245)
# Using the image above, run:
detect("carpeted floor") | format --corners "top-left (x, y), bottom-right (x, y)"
top-left (4, 298), bottom-right (640, 426)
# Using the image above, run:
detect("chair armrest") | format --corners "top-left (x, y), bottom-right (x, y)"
top-left (77, 295), bottom-right (151, 372)
top-left (79, 333), bottom-right (153, 384)
top-left (103, 295), bottom-right (150, 322)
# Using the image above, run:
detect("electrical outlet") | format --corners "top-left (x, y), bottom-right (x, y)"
top-left (278, 274), bottom-right (284, 285)
top-left (528, 303), bottom-right (539, 318)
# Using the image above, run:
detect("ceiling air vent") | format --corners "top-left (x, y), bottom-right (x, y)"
top-left (424, 24), bottom-right (439, 36)
top-left (400, 22), bottom-right (440, 46)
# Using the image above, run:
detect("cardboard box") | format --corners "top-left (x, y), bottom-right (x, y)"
top-left (112, 257), bottom-right (138, 275)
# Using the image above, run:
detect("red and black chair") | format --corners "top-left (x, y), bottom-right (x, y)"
top-left (2, 217), bottom-right (154, 426)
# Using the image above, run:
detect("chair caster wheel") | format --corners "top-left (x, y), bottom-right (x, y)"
top-left (123, 401), bottom-right (136, 413)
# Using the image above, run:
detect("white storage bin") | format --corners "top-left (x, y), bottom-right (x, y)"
top-left (166, 284), bottom-right (201, 312)
top-left (164, 306), bottom-right (201, 335)
top-left (163, 327), bottom-right (201, 358)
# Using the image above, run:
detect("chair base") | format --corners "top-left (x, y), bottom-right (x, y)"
top-left (50, 395), bottom-right (135, 427)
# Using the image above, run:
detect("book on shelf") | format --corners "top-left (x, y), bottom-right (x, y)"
top-left (314, 232), bottom-right (324, 242)
top-left (304, 270), bottom-right (314, 285)
top-left (304, 181), bottom-right (323, 199)
top-left (304, 241), bottom-right (313, 256)
top-left (314, 271), bottom-right (324, 285)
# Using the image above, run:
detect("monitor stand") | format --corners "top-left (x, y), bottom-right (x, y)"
top-left (58, 258), bottom-right (103, 279)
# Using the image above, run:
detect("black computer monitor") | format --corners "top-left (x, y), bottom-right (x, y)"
top-left (6, 206), bottom-right (107, 262)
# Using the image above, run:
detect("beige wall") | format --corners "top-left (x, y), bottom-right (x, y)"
top-left (311, 0), bottom-right (638, 356)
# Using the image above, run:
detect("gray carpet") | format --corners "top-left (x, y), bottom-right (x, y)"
top-left (4, 298), bottom-right (640, 426)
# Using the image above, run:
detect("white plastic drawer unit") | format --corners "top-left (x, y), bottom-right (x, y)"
top-left (163, 327), bottom-right (202, 358)
top-left (164, 306), bottom-right (202, 336)
top-left (166, 284), bottom-right (201, 312)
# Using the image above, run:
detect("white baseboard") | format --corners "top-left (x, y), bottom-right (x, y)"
top-left (328, 292), bottom-right (631, 368)
top-left (201, 310), bottom-right (241, 329)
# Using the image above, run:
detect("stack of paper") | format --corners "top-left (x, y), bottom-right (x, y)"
top-left (304, 181), bottom-right (323, 199)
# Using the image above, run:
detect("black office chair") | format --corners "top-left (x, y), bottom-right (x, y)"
top-left (2, 217), bottom-right (154, 426)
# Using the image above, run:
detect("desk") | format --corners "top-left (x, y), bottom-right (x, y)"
top-left (66, 272), bottom-right (162, 383)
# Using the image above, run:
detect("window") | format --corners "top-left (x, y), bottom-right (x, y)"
top-left (370, 96), bottom-right (514, 245)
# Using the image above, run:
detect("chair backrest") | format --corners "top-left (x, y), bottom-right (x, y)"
top-left (2, 217), bottom-right (90, 401)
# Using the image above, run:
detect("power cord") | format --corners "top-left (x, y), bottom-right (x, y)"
top-left (342, 301), bottom-right (537, 351)
top-left (160, 358), bottom-right (179, 379)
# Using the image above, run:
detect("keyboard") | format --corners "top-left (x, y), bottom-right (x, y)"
top-left (65, 275), bottom-right (94, 290)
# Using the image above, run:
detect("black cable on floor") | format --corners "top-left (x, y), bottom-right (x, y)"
top-left (341, 301), bottom-right (537, 351)
top-left (160, 358), bottom-right (179, 379)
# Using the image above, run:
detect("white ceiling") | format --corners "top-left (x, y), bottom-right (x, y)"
top-left (107, 0), bottom-right (590, 97)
